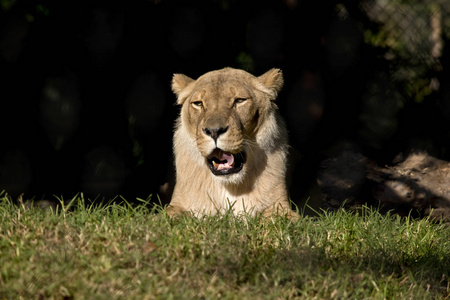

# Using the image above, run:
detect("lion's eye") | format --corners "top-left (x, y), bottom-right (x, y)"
top-left (192, 101), bottom-right (203, 108)
top-left (233, 98), bottom-right (247, 107)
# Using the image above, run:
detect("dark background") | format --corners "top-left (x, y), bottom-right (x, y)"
top-left (1, 0), bottom-right (450, 206)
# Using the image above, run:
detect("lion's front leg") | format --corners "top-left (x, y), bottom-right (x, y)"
top-left (165, 204), bottom-right (190, 218)
top-left (262, 203), bottom-right (299, 220)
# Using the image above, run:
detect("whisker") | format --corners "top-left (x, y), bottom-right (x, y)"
top-left (242, 141), bottom-right (256, 159)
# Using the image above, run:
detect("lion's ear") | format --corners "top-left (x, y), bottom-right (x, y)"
top-left (257, 68), bottom-right (284, 100)
top-left (172, 74), bottom-right (195, 104)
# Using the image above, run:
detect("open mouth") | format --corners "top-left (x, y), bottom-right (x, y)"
top-left (206, 148), bottom-right (246, 176)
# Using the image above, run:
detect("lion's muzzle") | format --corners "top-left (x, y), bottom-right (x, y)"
top-left (207, 148), bottom-right (246, 176)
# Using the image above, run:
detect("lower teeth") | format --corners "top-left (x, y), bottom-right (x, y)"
top-left (212, 161), bottom-right (234, 170)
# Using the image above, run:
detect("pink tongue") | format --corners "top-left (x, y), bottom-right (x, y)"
top-left (220, 151), bottom-right (234, 165)
top-left (210, 149), bottom-right (235, 170)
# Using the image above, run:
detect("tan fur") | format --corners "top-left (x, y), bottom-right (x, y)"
top-left (167, 67), bottom-right (296, 218)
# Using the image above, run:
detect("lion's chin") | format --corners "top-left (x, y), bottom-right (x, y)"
top-left (206, 148), bottom-right (246, 176)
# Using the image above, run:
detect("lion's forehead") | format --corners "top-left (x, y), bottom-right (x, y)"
top-left (192, 79), bottom-right (254, 101)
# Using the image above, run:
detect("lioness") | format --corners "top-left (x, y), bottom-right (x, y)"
top-left (167, 67), bottom-right (296, 218)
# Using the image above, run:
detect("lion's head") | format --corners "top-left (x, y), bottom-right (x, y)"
top-left (171, 67), bottom-right (284, 184)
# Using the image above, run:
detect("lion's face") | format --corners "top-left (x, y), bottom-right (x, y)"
top-left (172, 68), bottom-right (283, 183)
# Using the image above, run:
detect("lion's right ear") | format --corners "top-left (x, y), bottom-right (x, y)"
top-left (172, 74), bottom-right (195, 105)
top-left (257, 68), bottom-right (284, 100)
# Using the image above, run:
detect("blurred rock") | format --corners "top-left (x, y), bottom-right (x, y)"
top-left (372, 152), bottom-right (450, 219)
top-left (318, 151), bottom-right (450, 222)
top-left (318, 151), bottom-right (368, 209)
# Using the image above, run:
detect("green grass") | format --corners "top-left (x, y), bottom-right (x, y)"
top-left (0, 193), bottom-right (449, 299)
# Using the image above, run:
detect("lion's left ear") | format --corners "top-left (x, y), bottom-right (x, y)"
top-left (172, 73), bottom-right (195, 104)
top-left (257, 68), bottom-right (284, 100)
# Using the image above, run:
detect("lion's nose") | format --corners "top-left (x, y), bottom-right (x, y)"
top-left (203, 126), bottom-right (228, 142)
